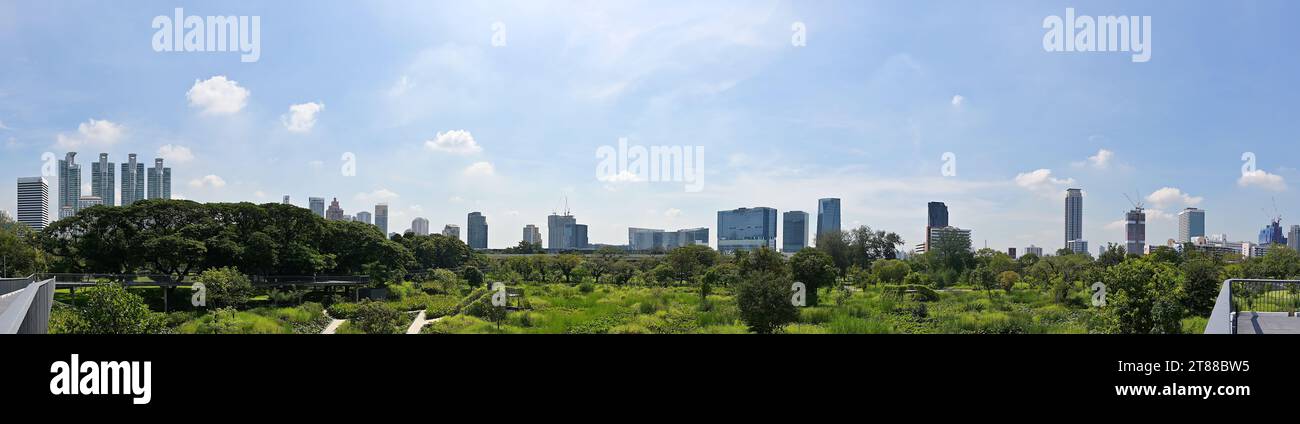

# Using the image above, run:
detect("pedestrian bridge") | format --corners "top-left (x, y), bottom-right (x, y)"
top-left (1205, 279), bottom-right (1300, 334)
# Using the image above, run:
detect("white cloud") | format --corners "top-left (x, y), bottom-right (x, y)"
top-left (253, 191), bottom-right (267, 199)
top-left (425, 130), bottom-right (481, 154)
top-left (156, 144), bottom-right (194, 163)
top-left (55, 119), bottom-right (125, 149)
top-left (186, 76), bottom-right (250, 115)
top-left (463, 161), bottom-right (495, 177)
top-left (1238, 170), bottom-right (1288, 191)
top-left (598, 170), bottom-right (643, 183)
top-left (1104, 220), bottom-right (1126, 231)
top-left (281, 102), bottom-right (324, 133)
top-left (950, 95), bottom-right (964, 107)
top-left (448, 196), bottom-right (464, 203)
top-left (1086, 149), bottom-right (1113, 169)
top-left (1013, 168), bottom-right (1075, 198)
top-left (355, 188), bottom-right (400, 203)
top-left (188, 174), bottom-right (226, 189)
top-left (664, 208), bottom-right (682, 218)
top-left (388, 75), bottom-right (415, 97)
top-left (1145, 187), bottom-right (1203, 208)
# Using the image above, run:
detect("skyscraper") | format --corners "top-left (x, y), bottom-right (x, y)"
top-left (282, 195), bottom-right (291, 205)
top-left (1259, 220), bottom-right (1287, 246)
top-left (309, 197), bottom-right (325, 217)
top-left (91, 153), bottom-right (115, 207)
top-left (816, 198), bottom-right (841, 240)
top-left (57, 152), bottom-right (80, 219)
top-left (1125, 207), bottom-right (1146, 255)
top-left (927, 201), bottom-right (949, 228)
top-left (16, 177), bottom-right (49, 231)
top-left (782, 211), bottom-right (809, 253)
top-left (355, 211), bottom-right (372, 225)
top-left (547, 212), bottom-right (582, 250)
top-left (325, 198), bottom-right (345, 220)
top-left (442, 224), bottom-right (460, 240)
top-left (119, 154), bottom-right (144, 205)
top-left (147, 158), bottom-right (171, 200)
top-left (375, 203), bottom-right (389, 235)
top-left (717, 207), bottom-right (778, 254)
top-left (1178, 208), bottom-right (1205, 243)
top-left (1065, 188), bottom-right (1084, 253)
top-left (411, 217), bottom-right (430, 236)
top-left (467, 212), bottom-right (488, 249)
top-left (1289, 225), bottom-right (1300, 251)
top-left (523, 224), bottom-right (542, 245)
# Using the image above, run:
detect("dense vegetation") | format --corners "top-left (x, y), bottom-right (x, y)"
top-left (5, 204), bottom-right (1298, 334)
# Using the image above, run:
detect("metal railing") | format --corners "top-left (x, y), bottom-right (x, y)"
top-left (0, 275), bottom-right (56, 334)
top-left (1206, 279), bottom-right (1300, 334)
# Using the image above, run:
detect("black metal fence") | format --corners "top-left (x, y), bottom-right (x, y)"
top-left (1228, 279), bottom-right (1300, 334)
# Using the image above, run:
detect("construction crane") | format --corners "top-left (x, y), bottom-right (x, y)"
top-left (1123, 192), bottom-right (1144, 211)
top-left (1260, 196), bottom-right (1282, 225)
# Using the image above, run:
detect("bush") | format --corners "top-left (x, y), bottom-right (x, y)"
top-left (75, 283), bottom-right (166, 334)
top-left (326, 302), bottom-right (360, 319)
top-left (351, 300), bottom-right (404, 334)
top-left (578, 282), bottom-right (595, 293)
top-left (461, 266), bottom-right (485, 289)
top-left (735, 272), bottom-right (800, 334)
top-left (197, 267), bottom-right (254, 309)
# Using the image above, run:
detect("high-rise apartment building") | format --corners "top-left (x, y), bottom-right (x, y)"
top-left (1024, 245), bottom-right (1044, 257)
top-left (411, 217), bottom-right (430, 236)
top-left (1065, 188), bottom-right (1084, 253)
top-left (120, 154), bottom-right (144, 206)
top-left (147, 158), bottom-right (171, 200)
top-left (282, 195), bottom-right (291, 205)
top-left (16, 177), bottom-right (49, 231)
top-left (1126, 208), bottom-right (1146, 255)
top-left (375, 203), bottom-right (389, 235)
top-left (355, 211), bottom-right (372, 225)
top-left (309, 197), bottom-right (325, 217)
top-left (90, 153), bottom-right (115, 207)
top-left (467, 212), bottom-right (488, 249)
top-left (717, 207), bottom-right (778, 254)
top-left (57, 152), bottom-right (81, 218)
top-left (442, 224), bottom-right (460, 240)
top-left (927, 201), bottom-right (949, 228)
top-left (1178, 208), bottom-right (1205, 243)
top-left (77, 195), bottom-right (103, 210)
top-left (1289, 225), bottom-right (1300, 251)
top-left (523, 224), bottom-right (542, 245)
top-left (782, 211), bottom-right (809, 253)
top-left (816, 198), bottom-right (841, 240)
top-left (325, 198), bottom-right (345, 221)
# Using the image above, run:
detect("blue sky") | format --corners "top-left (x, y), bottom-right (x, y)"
top-left (1, 0), bottom-right (1297, 252)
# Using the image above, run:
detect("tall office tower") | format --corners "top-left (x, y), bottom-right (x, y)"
top-left (925, 201), bottom-right (950, 251)
top-left (411, 217), bottom-right (430, 236)
top-left (146, 158), bottom-right (171, 200)
top-left (77, 195), bottom-right (103, 210)
top-left (927, 201), bottom-right (949, 227)
top-left (90, 153), bottom-right (115, 207)
top-left (309, 197), bottom-right (325, 217)
top-left (467, 212), bottom-right (488, 249)
top-left (1259, 220), bottom-right (1288, 246)
top-left (1008, 248), bottom-right (1017, 259)
top-left (574, 224), bottom-right (589, 249)
top-left (717, 207), bottom-right (778, 254)
top-left (355, 211), bottom-right (372, 225)
top-left (782, 211), bottom-right (809, 253)
top-left (547, 212), bottom-right (578, 250)
top-left (1025, 245), bottom-right (1044, 257)
top-left (442, 224), bottom-right (461, 240)
top-left (282, 195), bottom-right (291, 205)
top-left (16, 177), bottom-right (49, 231)
top-left (119, 154), bottom-right (144, 205)
top-left (374, 203), bottom-right (389, 235)
top-left (523, 224), bottom-right (542, 245)
top-left (325, 198), bottom-right (345, 220)
top-left (1065, 188), bottom-right (1084, 252)
top-left (1125, 207), bottom-right (1146, 255)
top-left (816, 198), bottom-right (841, 240)
top-left (1177, 208), bottom-right (1205, 243)
top-left (1289, 225), bottom-right (1300, 251)
top-left (628, 228), bottom-right (663, 251)
top-left (57, 152), bottom-right (81, 216)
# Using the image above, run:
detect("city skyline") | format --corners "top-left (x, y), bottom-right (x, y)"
top-left (2, 1), bottom-right (1298, 251)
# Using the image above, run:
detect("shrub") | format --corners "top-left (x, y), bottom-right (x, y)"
top-left (578, 282), bottom-right (595, 293)
top-left (735, 271), bottom-right (799, 334)
top-left (351, 300), bottom-right (404, 334)
top-left (326, 302), bottom-right (360, 319)
top-left (197, 267), bottom-right (254, 308)
top-left (75, 283), bottom-right (166, 334)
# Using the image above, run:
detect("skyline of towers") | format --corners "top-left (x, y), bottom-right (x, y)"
top-left (467, 211), bottom-right (488, 249)
top-left (16, 177), bottom-right (48, 231)
top-left (90, 153), bottom-right (115, 207)
top-left (782, 211), bottom-right (808, 253)
top-left (816, 198), bottom-right (841, 240)
top-left (1065, 188), bottom-right (1085, 253)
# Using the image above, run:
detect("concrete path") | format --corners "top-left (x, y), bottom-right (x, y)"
top-left (1235, 312), bottom-right (1300, 334)
top-left (321, 309), bottom-right (345, 334)
top-left (405, 310), bottom-right (428, 334)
